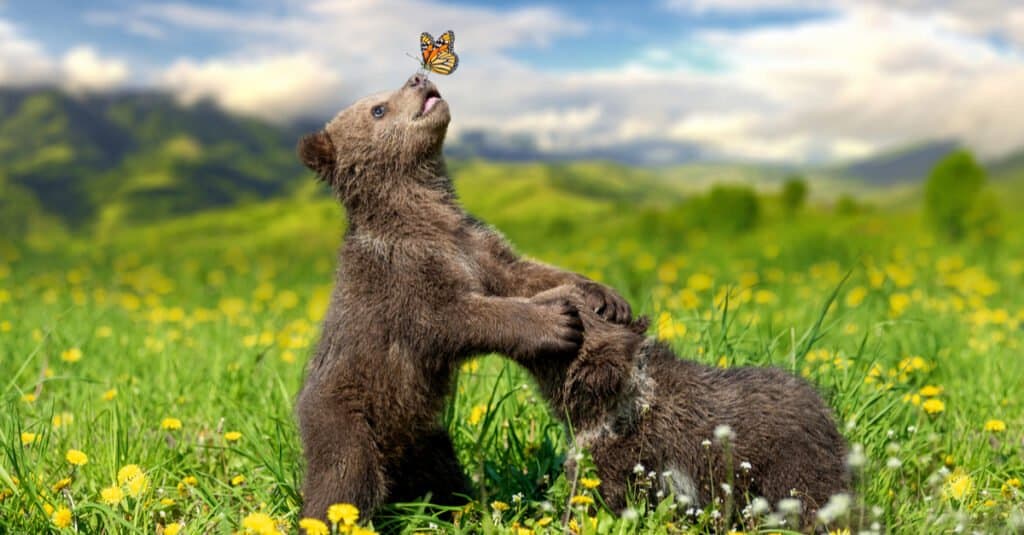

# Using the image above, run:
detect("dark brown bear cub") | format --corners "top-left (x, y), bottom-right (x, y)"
top-left (523, 286), bottom-right (848, 529)
top-left (295, 75), bottom-right (631, 522)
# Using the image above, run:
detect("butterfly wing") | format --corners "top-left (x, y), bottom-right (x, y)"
top-left (420, 32), bottom-right (438, 66)
top-left (427, 51), bottom-right (459, 75)
top-left (435, 30), bottom-right (454, 53)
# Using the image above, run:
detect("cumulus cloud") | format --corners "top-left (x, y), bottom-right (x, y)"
top-left (61, 46), bottom-right (130, 93)
top-left (160, 53), bottom-right (342, 122)
top-left (0, 19), bottom-right (56, 86)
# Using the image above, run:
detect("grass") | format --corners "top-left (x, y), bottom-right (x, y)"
top-left (1, 168), bottom-right (1023, 534)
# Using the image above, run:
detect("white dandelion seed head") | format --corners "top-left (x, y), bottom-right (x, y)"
top-left (541, 501), bottom-right (553, 512)
top-left (846, 443), bottom-right (866, 469)
top-left (907, 425), bottom-right (916, 433)
top-left (633, 463), bottom-right (645, 474)
top-left (720, 483), bottom-right (732, 495)
top-left (621, 507), bottom-right (639, 521)
top-left (655, 490), bottom-right (665, 499)
top-left (764, 513), bottom-right (783, 526)
top-left (661, 470), bottom-right (673, 478)
top-left (686, 507), bottom-right (698, 516)
top-left (512, 493), bottom-right (523, 503)
top-left (710, 509), bottom-right (721, 519)
top-left (751, 497), bottom-right (771, 515)
top-left (816, 493), bottom-right (852, 523)
top-left (713, 424), bottom-right (735, 442)
top-left (777, 498), bottom-right (802, 515)
top-left (886, 429), bottom-right (895, 438)
top-left (647, 471), bottom-right (657, 480)
top-left (871, 506), bottom-right (884, 518)
top-left (573, 452), bottom-right (584, 462)
top-left (886, 457), bottom-right (902, 469)
top-left (676, 494), bottom-right (692, 506)
top-left (739, 461), bottom-right (752, 471)
top-left (701, 439), bottom-right (712, 448)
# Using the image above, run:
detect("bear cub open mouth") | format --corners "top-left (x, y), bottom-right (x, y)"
top-left (420, 88), bottom-right (442, 117)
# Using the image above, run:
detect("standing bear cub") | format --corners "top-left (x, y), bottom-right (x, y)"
top-left (295, 74), bottom-right (632, 522)
top-left (523, 285), bottom-right (849, 529)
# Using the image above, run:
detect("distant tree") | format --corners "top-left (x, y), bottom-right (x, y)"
top-left (835, 194), bottom-right (860, 216)
top-left (705, 184), bottom-right (760, 233)
top-left (924, 150), bottom-right (986, 241)
top-left (780, 175), bottom-right (808, 217)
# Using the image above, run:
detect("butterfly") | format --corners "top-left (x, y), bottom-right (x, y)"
top-left (419, 30), bottom-right (459, 75)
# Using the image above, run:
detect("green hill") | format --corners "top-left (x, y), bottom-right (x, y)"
top-left (0, 88), bottom-right (306, 236)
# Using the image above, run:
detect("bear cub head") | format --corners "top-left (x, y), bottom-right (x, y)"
top-left (298, 74), bottom-right (450, 192)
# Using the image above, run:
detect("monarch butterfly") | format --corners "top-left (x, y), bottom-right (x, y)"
top-left (419, 30), bottom-right (459, 75)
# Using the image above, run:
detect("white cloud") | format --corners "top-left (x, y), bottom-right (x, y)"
top-left (159, 53), bottom-right (342, 122)
top-left (0, 19), bottom-right (56, 86)
top-left (61, 46), bottom-right (130, 93)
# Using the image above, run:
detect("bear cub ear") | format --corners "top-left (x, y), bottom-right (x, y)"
top-left (297, 131), bottom-right (337, 179)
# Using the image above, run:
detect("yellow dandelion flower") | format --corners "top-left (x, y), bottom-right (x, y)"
top-left (0, 320), bottom-right (10, 333)
top-left (51, 506), bottom-right (72, 528)
top-left (918, 385), bottom-right (942, 397)
top-left (922, 398), bottom-right (945, 415)
top-left (943, 470), bottom-right (974, 501)
top-left (117, 464), bottom-right (148, 497)
top-left (536, 517), bottom-right (553, 526)
top-left (20, 432), bottom-right (38, 446)
top-left (351, 528), bottom-right (377, 535)
top-left (165, 523), bottom-right (182, 535)
top-left (21, 392), bottom-right (36, 403)
top-left (51, 477), bottom-right (72, 492)
top-left (514, 527), bottom-right (534, 535)
top-left (580, 477), bottom-right (601, 489)
top-left (160, 497), bottom-right (175, 506)
top-left (101, 485), bottom-right (124, 505)
top-left (828, 529), bottom-right (851, 535)
top-left (231, 475), bottom-right (246, 486)
top-left (177, 476), bottom-right (198, 495)
top-left (490, 500), bottom-right (510, 512)
top-left (299, 518), bottom-right (329, 535)
top-left (241, 512), bottom-right (279, 534)
top-left (1002, 478), bottom-right (1021, 499)
top-left (66, 449), bottom-right (88, 466)
top-left (327, 503), bottom-right (359, 526)
top-left (468, 404), bottom-right (488, 426)
top-left (102, 388), bottom-right (118, 401)
top-left (224, 431), bottom-right (243, 442)
top-left (570, 495), bottom-right (594, 506)
top-left (52, 412), bottom-right (74, 429)
top-left (983, 419), bottom-right (1006, 432)
top-left (161, 418), bottom-right (183, 430)
top-left (60, 348), bottom-right (83, 363)
top-left (656, 311), bottom-right (686, 341)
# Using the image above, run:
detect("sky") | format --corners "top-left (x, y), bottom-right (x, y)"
top-left (1, 0), bottom-right (1023, 164)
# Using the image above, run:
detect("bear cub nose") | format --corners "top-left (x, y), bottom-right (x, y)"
top-left (406, 74), bottom-right (425, 88)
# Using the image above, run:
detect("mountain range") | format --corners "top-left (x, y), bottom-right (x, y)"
top-left (1, 87), bottom-right (1020, 237)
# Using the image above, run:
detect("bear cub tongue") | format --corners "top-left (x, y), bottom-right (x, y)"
top-left (422, 96), bottom-right (440, 115)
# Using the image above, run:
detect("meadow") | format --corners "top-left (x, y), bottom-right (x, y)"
top-left (1, 161), bottom-right (1022, 534)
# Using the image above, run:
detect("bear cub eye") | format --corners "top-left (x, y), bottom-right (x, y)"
top-left (371, 105), bottom-right (386, 119)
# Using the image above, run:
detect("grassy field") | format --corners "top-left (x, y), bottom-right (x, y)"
top-left (1, 165), bottom-right (1023, 534)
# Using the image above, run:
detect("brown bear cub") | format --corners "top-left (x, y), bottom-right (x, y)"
top-left (524, 286), bottom-right (848, 528)
top-left (294, 75), bottom-right (631, 522)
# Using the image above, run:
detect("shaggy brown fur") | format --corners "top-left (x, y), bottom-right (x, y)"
top-left (524, 286), bottom-right (848, 529)
top-left (295, 74), bottom-right (632, 522)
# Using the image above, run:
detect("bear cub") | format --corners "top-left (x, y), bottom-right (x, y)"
top-left (523, 285), bottom-right (849, 528)
top-left (294, 75), bottom-right (631, 522)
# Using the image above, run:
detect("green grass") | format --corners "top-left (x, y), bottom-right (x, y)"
top-left (1, 170), bottom-right (1023, 534)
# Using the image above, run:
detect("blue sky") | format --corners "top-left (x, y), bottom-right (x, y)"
top-left (2, 1), bottom-right (1023, 163)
